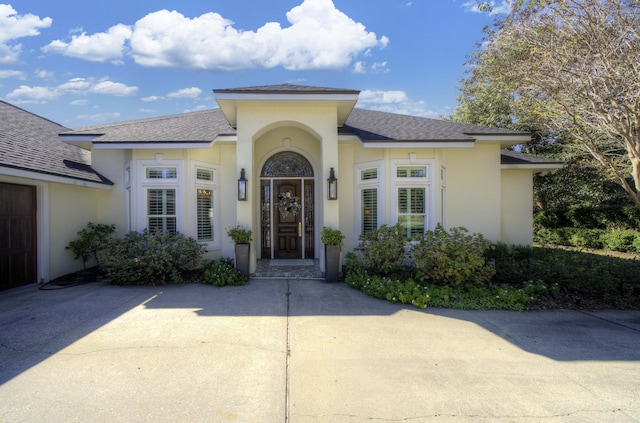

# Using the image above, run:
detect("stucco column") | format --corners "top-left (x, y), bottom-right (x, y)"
top-left (321, 127), bottom-right (340, 272)
top-left (235, 114), bottom-right (255, 272)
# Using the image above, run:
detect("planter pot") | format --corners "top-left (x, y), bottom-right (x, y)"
top-left (235, 243), bottom-right (250, 278)
top-left (325, 244), bottom-right (341, 282)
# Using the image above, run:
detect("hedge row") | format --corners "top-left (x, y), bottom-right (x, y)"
top-left (534, 227), bottom-right (640, 253)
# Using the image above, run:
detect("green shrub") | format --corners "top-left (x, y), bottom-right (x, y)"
top-left (412, 225), bottom-right (494, 289)
top-left (352, 224), bottom-right (409, 276)
top-left (66, 222), bottom-right (116, 269)
top-left (485, 242), bottom-right (533, 285)
top-left (203, 257), bottom-right (247, 286)
top-left (569, 228), bottom-right (606, 249)
top-left (101, 230), bottom-right (204, 285)
top-left (344, 272), bottom-right (555, 311)
top-left (602, 229), bottom-right (640, 253)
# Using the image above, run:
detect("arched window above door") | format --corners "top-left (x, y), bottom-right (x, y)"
top-left (261, 152), bottom-right (314, 177)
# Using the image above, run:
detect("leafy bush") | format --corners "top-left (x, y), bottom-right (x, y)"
top-left (352, 224), bottom-right (409, 276)
top-left (485, 242), bottom-right (534, 285)
top-left (344, 272), bottom-right (554, 311)
top-left (203, 257), bottom-right (247, 286)
top-left (569, 229), bottom-right (606, 249)
top-left (101, 230), bottom-right (204, 285)
top-left (321, 226), bottom-right (345, 247)
top-left (226, 225), bottom-right (252, 244)
top-left (66, 222), bottom-right (116, 269)
top-left (601, 230), bottom-right (640, 253)
top-left (412, 225), bottom-right (494, 289)
top-left (535, 227), bottom-right (640, 253)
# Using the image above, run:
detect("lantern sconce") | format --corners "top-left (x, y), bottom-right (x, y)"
top-left (238, 168), bottom-right (247, 201)
top-left (327, 167), bottom-right (338, 200)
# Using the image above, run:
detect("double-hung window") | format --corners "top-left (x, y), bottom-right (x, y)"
top-left (356, 162), bottom-right (383, 238)
top-left (393, 162), bottom-right (431, 239)
top-left (194, 165), bottom-right (217, 244)
top-left (139, 161), bottom-right (182, 235)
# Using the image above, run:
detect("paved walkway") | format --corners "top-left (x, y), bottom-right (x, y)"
top-left (0, 279), bottom-right (639, 422)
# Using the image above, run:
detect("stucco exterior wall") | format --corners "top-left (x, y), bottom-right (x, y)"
top-left (500, 169), bottom-right (534, 246)
top-left (444, 143), bottom-right (502, 241)
top-left (48, 182), bottom-right (101, 278)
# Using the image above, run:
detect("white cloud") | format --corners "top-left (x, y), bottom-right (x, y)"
top-left (91, 80), bottom-right (138, 96)
top-left (70, 99), bottom-right (89, 106)
top-left (0, 69), bottom-right (25, 79)
top-left (183, 105), bottom-right (208, 113)
top-left (462, 1), bottom-right (512, 15)
top-left (5, 77), bottom-right (138, 102)
top-left (141, 95), bottom-right (162, 102)
top-left (42, 0), bottom-right (388, 71)
top-left (0, 4), bottom-right (52, 64)
top-left (357, 89), bottom-right (443, 118)
top-left (34, 69), bottom-right (55, 79)
top-left (77, 112), bottom-right (121, 122)
top-left (57, 77), bottom-right (93, 93)
top-left (167, 87), bottom-right (202, 98)
top-left (42, 23), bottom-right (132, 63)
top-left (139, 108), bottom-right (157, 113)
top-left (359, 90), bottom-right (409, 104)
top-left (6, 85), bottom-right (59, 101)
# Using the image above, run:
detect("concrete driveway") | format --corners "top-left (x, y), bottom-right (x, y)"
top-left (0, 279), bottom-right (639, 422)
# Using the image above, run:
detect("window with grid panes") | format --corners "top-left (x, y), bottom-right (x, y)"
top-left (359, 167), bottom-right (379, 235)
top-left (195, 168), bottom-right (215, 242)
top-left (397, 187), bottom-right (425, 238)
top-left (147, 188), bottom-right (177, 234)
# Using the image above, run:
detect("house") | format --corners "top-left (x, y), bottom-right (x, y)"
top-left (0, 100), bottom-right (113, 289)
top-left (1, 84), bottom-right (562, 286)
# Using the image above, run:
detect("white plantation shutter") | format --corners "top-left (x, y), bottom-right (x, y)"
top-left (147, 189), bottom-right (177, 234)
top-left (398, 187), bottom-right (425, 238)
top-left (362, 188), bottom-right (378, 234)
top-left (197, 189), bottom-right (213, 241)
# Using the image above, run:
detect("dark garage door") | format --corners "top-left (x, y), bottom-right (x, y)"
top-left (0, 183), bottom-right (37, 289)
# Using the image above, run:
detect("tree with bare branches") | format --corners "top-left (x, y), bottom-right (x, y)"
top-left (457, 0), bottom-right (640, 208)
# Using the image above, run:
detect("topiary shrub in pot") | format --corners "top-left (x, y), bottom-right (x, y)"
top-left (321, 226), bottom-right (345, 282)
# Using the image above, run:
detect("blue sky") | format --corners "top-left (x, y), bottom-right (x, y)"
top-left (0, 0), bottom-right (508, 128)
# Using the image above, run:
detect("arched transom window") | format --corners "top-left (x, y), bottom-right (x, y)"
top-left (261, 152), bottom-right (314, 177)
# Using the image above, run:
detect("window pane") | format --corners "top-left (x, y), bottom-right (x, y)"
top-left (398, 216), bottom-right (424, 238)
top-left (398, 188), bottom-right (424, 214)
top-left (397, 166), bottom-right (426, 178)
top-left (196, 169), bottom-right (213, 181)
top-left (398, 187), bottom-right (425, 239)
top-left (362, 188), bottom-right (378, 234)
top-left (148, 217), bottom-right (177, 235)
top-left (146, 167), bottom-right (177, 179)
top-left (197, 189), bottom-right (213, 241)
top-left (361, 168), bottom-right (377, 180)
top-left (147, 189), bottom-right (176, 234)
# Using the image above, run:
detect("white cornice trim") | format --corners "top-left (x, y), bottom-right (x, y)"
top-left (59, 134), bottom-right (101, 142)
top-left (362, 141), bottom-right (476, 148)
top-left (501, 163), bottom-right (564, 170)
top-left (93, 142), bottom-right (213, 149)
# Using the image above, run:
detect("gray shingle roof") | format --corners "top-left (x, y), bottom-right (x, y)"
top-left (500, 149), bottom-right (564, 166)
top-left (63, 109), bottom-right (235, 142)
top-left (61, 107), bottom-right (529, 144)
top-left (343, 108), bottom-right (530, 141)
top-left (0, 100), bottom-right (112, 185)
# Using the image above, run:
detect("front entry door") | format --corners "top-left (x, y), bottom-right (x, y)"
top-left (274, 180), bottom-right (302, 259)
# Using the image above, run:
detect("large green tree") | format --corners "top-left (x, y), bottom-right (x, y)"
top-left (454, 0), bottom-right (640, 209)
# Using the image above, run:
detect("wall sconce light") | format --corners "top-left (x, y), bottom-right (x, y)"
top-left (238, 168), bottom-right (247, 201)
top-left (327, 167), bottom-right (338, 200)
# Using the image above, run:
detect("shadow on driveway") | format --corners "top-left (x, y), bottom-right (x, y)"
top-left (1, 278), bottom-right (639, 388)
